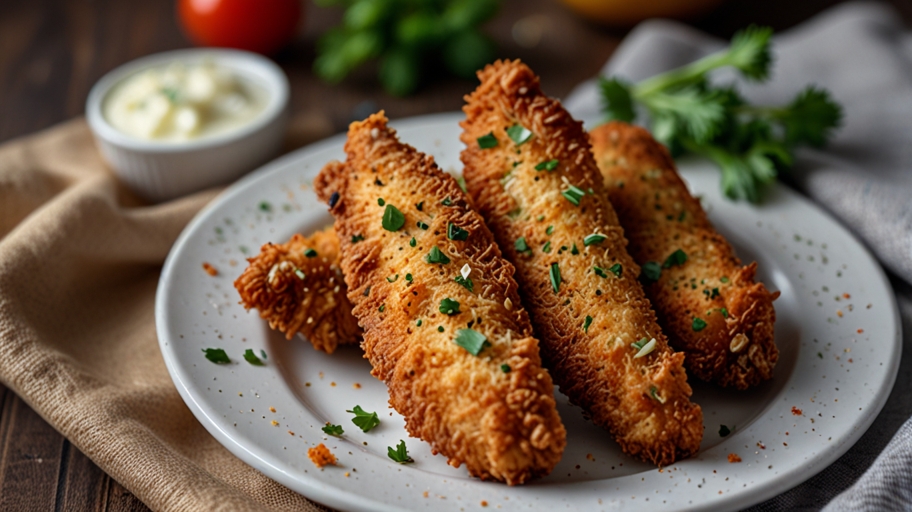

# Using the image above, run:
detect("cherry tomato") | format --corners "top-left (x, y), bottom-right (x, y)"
top-left (178, 0), bottom-right (302, 55)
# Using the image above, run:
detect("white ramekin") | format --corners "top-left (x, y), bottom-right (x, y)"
top-left (86, 48), bottom-right (289, 202)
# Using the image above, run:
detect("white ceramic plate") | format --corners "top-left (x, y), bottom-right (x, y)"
top-left (156, 112), bottom-right (901, 511)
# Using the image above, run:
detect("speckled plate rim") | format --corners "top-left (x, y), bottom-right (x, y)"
top-left (156, 112), bottom-right (901, 512)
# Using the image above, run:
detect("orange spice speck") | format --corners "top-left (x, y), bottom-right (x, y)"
top-left (344, 472), bottom-right (350, 477)
top-left (857, 329), bottom-right (864, 334)
top-left (228, 259), bottom-right (238, 267)
top-left (757, 442), bottom-right (765, 449)
top-left (791, 406), bottom-right (803, 416)
top-left (307, 443), bottom-right (336, 468)
top-left (353, 383), bottom-right (362, 389)
top-left (269, 406), bottom-right (276, 413)
top-left (202, 262), bottom-right (218, 276)
top-left (271, 420), bottom-right (279, 426)
top-left (586, 453), bottom-right (595, 461)
top-left (837, 310), bottom-right (843, 317)
top-left (288, 431), bottom-right (295, 436)
top-left (843, 293), bottom-right (851, 299)
top-left (423, 491), bottom-right (429, 498)
top-left (330, 382), bottom-right (336, 387)
top-left (481, 501), bottom-right (488, 507)
top-left (848, 358), bottom-right (853, 363)
top-left (727, 453), bottom-right (742, 463)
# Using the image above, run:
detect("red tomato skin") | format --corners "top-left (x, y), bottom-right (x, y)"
top-left (178, 0), bottom-right (302, 55)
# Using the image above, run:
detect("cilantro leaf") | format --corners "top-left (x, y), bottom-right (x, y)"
top-left (781, 86), bottom-right (843, 147)
top-left (454, 275), bottom-right (474, 292)
top-left (599, 77), bottom-right (636, 122)
top-left (346, 405), bottom-right (380, 432)
top-left (388, 440), bottom-right (413, 463)
top-left (322, 424), bottom-right (344, 436)
top-left (203, 348), bottom-right (230, 364)
top-left (243, 349), bottom-right (265, 366)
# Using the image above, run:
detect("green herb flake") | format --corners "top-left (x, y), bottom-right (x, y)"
top-left (415, 201), bottom-right (424, 211)
top-left (719, 425), bottom-right (732, 437)
top-left (640, 261), bottom-right (662, 283)
top-left (650, 386), bottom-right (666, 404)
top-left (417, 221), bottom-right (429, 230)
top-left (571, 244), bottom-right (579, 255)
top-left (501, 363), bottom-right (511, 373)
top-left (416, 319), bottom-right (422, 327)
top-left (438, 326), bottom-right (445, 333)
top-left (387, 274), bottom-right (399, 283)
top-left (720, 307), bottom-right (729, 318)
top-left (304, 248), bottom-right (318, 258)
top-left (453, 328), bottom-right (490, 356)
top-left (477, 132), bottom-right (498, 149)
top-left (584, 233), bottom-right (607, 246)
top-left (377, 198), bottom-right (385, 206)
top-left (594, 266), bottom-right (608, 278)
top-left (322, 424), bottom-right (344, 436)
top-left (381, 204), bottom-right (406, 231)
top-left (632, 337), bottom-right (657, 358)
top-left (455, 276), bottom-right (474, 292)
top-left (536, 215), bottom-right (545, 222)
top-left (258, 201), bottom-right (272, 213)
top-left (721, 276), bottom-right (730, 283)
top-left (534, 159), bottom-right (559, 172)
top-left (243, 349), bottom-right (265, 366)
top-left (562, 185), bottom-right (587, 206)
top-left (457, 176), bottom-right (468, 193)
top-left (409, 237), bottom-right (417, 247)
top-left (507, 124), bottom-right (533, 145)
top-left (441, 196), bottom-right (452, 206)
top-left (439, 298), bottom-right (461, 316)
top-left (608, 263), bottom-right (622, 277)
top-left (379, 304), bottom-right (385, 312)
top-left (351, 234), bottom-right (365, 244)
top-left (710, 287), bottom-right (720, 299)
top-left (260, 350), bottom-right (267, 359)
top-left (550, 262), bottom-right (561, 293)
top-left (447, 223), bottom-right (469, 241)
top-left (583, 315), bottom-right (593, 333)
top-left (663, 249), bottom-right (688, 268)
top-left (546, 225), bottom-right (554, 235)
top-left (632, 337), bottom-right (650, 350)
top-left (514, 237), bottom-right (531, 253)
top-left (405, 273), bottom-right (413, 282)
top-left (692, 317), bottom-right (708, 331)
top-left (294, 268), bottom-right (306, 280)
top-left (202, 348), bottom-right (231, 364)
top-left (424, 246), bottom-right (450, 265)
top-left (388, 440), bottom-right (413, 464)
top-left (346, 405), bottom-right (380, 432)
top-left (542, 241), bottom-right (552, 253)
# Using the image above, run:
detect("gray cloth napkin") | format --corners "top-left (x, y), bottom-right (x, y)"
top-left (563, 3), bottom-right (912, 510)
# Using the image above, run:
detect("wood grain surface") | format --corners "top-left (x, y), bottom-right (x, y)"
top-left (0, 0), bottom-right (908, 510)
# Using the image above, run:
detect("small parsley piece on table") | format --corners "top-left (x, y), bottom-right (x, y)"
top-left (417, 221), bottom-right (429, 230)
top-left (382, 204), bottom-right (406, 231)
top-left (454, 276), bottom-right (474, 292)
top-left (571, 244), bottom-right (579, 255)
top-left (304, 248), bottom-right (318, 258)
top-left (202, 348), bottom-right (230, 364)
top-left (534, 159), bottom-right (559, 171)
top-left (260, 350), bottom-right (267, 359)
top-left (608, 263), bottom-right (622, 277)
top-left (663, 249), bottom-right (688, 268)
top-left (425, 246), bottom-right (450, 265)
top-left (500, 364), bottom-right (511, 373)
top-left (243, 349), bottom-right (265, 366)
top-left (550, 263), bottom-right (561, 293)
top-left (439, 298), bottom-right (461, 315)
top-left (409, 237), bottom-right (416, 247)
top-left (477, 132), bottom-right (498, 149)
top-left (692, 317), bottom-right (708, 331)
top-left (351, 234), bottom-right (365, 244)
top-left (593, 266), bottom-right (608, 278)
top-left (584, 233), bottom-right (607, 246)
top-left (562, 185), bottom-right (587, 206)
top-left (514, 237), bottom-right (531, 253)
top-left (546, 225), bottom-right (554, 235)
top-left (640, 261), bottom-right (662, 283)
top-left (719, 425), bottom-right (732, 437)
top-left (447, 223), bottom-right (469, 241)
top-left (346, 405), bottom-right (380, 432)
top-left (322, 424), bottom-right (344, 436)
top-left (507, 124), bottom-right (533, 145)
top-left (258, 201), bottom-right (272, 213)
top-left (583, 315), bottom-right (593, 333)
top-left (388, 440), bottom-right (413, 464)
top-left (454, 328), bottom-right (489, 356)
top-left (377, 198), bottom-right (385, 206)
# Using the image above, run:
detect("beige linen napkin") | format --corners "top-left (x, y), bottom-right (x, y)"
top-left (0, 119), bottom-right (329, 512)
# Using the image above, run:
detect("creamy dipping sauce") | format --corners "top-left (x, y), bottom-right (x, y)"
top-left (103, 60), bottom-right (267, 142)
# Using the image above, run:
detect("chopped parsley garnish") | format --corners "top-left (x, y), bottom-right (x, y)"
top-left (719, 425), bottom-right (732, 437)
top-left (692, 317), bottom-right (708, 331)
top-left (507, 124), bottom-right (533, 145)
top-left (416, 319), bottom-right (422, 327)
top-left (546, 225), bottom-right (554, 235)
top-left (584, 233), bottom-right (607, 246)
top-left (351, 234), bottom-right (365, 244)
top-left (258, 201), bottom-right (272, 212)
top-left (243, 349), bottom-right (265, 366)
top-left (663, 249), bottom-right (688, 268)
top-left (409, 237), bottom-right (416, 247)
top-left (536, 215), bottom-right (545, 222)
top-left (304, 248), bottom-right (318, 258)
top-left (534, 159), bottom-right (559, 171)
top-left (562, 185), bottom-right (587, 206)
top-left (710, 287), bottom-right (720, 299)
top-left (294, 268), bottom-right (306, 280)
top-left (447, 223), bottom-right (469, 241)
top-left (346, 405), bottom-right (380, 432)
top-left (501, 364), bottom-right (511, 373)
top-left (542, 241), bottom-right (552, 253)
top-left (202, 348), bottom-right (230, 364)
top-left (608, 263), bottom-right (622, 277)
top-left (388, 440), bottom-right (413, 463)
top-left (571, 244), bottom-right (579, 255)
top-left (650, 386), bottom-right (666, 404)
top-left (417, 221), bottom-right (429, 230)
top-left (721, 276), bottom-right (730, 283)
top-left (583, 315), bottom-right (593, 333)
top-left (437, 326), bottom-right (445, 332)
top-left (405, 273), bottom-right (413, 282)
top-left (387, 274), bottom-right (399, 283)
top-left (550, 263), bottom-right (561, 293)
top-left (441, 196), bottom-right (452, 206)
top-left (377, 198), bottom-right (385, 206)
top-left (415, 201), bottom-right (423, 211)
top-left (477, 132), bottom-right (498, 149)
top-left (720, 307), bottom-right (729, 318)
top-left (454, 328), bottom-right (489, 356)
top-left (640, 261), bottom-right (662, 283)
top-left (425, 246), bottom-right (450, 264)
top-left (514, 237), bottom-right (531, 253)
top-left (632, 338), bottom-right (650, 350)
top-left (379, 304), bottom-right (385, 312)
top-left (594, 266), bottom-right (608, 278)
top-left (322, 424), bottom-right (344, 436)
top-left (439, 298), bottom-right (461, 315)
top-left (455, 276), bottom-right (474, 292)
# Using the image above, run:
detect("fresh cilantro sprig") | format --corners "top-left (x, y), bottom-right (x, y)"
top-left (346, 405), bottom-right (380, 432)
top-left (599, 25), bottom-right (842, 203)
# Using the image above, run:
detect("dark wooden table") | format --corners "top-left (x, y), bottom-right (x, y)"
top-left (1, 0), bottom-right (909, 509)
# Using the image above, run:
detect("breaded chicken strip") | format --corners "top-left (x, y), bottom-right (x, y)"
top-left (314, 112), bottom-right (566, 484)
top-left (234, 228), bottom-right (361, 353)
top-left (590, 122), bottom-right (779, 389)
top-left (460, 60), bottom-right (702, 466)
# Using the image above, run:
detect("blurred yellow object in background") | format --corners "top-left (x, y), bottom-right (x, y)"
top-left (558, 0), bottom-right (724, 26)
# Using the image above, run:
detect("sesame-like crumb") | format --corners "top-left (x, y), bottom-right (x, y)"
top-left (728, 453), bottom-right (742, 463)
top-left (481, 501), bottom-right (488, 507)
top-left (288, 430), bottom-right (295, 436)
top-left (202, 262), bottom-right (218, 276)
top-left (269, 406), bottom-right (276, 413)
top-left (353, 382), bottom-right (362, 389)
top-left (271, 420), bottom-right (279, 426)
top-left (308, 443), bottom-right (336, 468)
top-left (791, 406), bottom-right (803, 416)
top-left (344, 472), bottom-right (350, 477)
top-left (423, 491), bottom-right (429, 498)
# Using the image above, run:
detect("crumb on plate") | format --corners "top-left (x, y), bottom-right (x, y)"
top-left (308, 443), bottom-right (337, 468)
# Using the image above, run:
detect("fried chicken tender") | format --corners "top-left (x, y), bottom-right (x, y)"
top-left (460, 60), bottom-right (703, 466)
top-left (313, 112), bottom-right (566, 484)
top-left (234, 228), bottom-right (361, 353)
top-left (590, 122), bottom-right (779, 389)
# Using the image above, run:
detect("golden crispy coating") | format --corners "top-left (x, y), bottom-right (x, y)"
top-left (460, 60), bottom-right (702, 466)
top-left (313, 112), bottom-right (566, 484)
top-left (590, 122), bottom-right (779, 389)
top-left (234, 228), bottom-right (361, 353)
